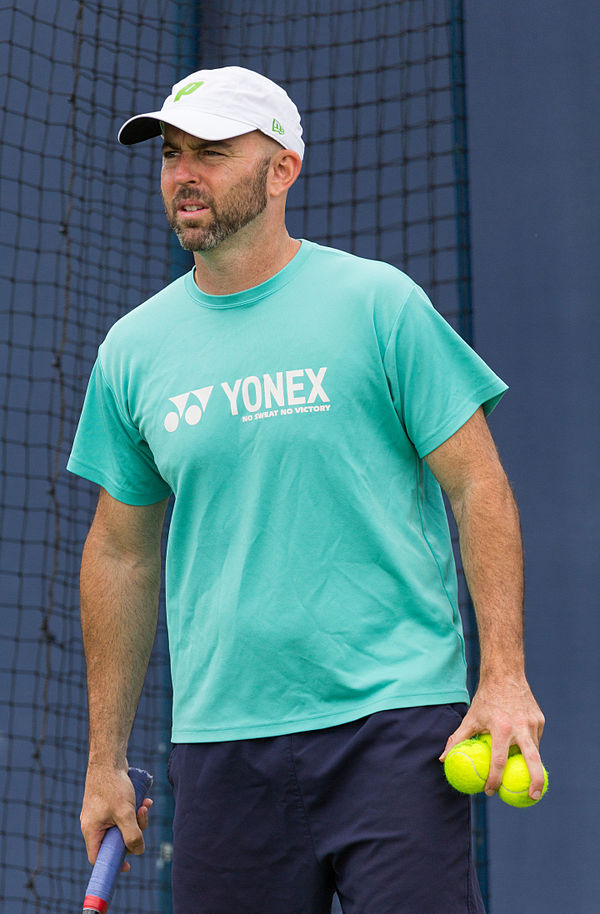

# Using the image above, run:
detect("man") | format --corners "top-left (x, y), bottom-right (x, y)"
top-left (70, 66), bottom-right (544, 913)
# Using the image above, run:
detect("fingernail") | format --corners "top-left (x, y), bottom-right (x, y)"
top-left (532, 790), bottom-right (541, 800)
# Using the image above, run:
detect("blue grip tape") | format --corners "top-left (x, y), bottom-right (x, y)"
top-left (84, 767), bottom-right (153, 909)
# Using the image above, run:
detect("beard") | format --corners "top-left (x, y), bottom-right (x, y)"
top-left (163, 156), bottom-right (271, 252)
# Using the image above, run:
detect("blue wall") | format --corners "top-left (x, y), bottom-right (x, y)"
top-left (465, 2), bottom-right (600, 910)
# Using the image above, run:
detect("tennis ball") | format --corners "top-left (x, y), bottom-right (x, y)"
top-left (444, 736), bottom-right (491, 794)
top-left (474, 734), bottom-right (523, 753)
top-left (498, 753), bottom-right (549, 808)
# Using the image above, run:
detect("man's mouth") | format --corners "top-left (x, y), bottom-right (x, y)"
top-left (177, 202), bottom-right (210, 218)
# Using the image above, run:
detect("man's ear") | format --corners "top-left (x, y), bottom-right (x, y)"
top-left (268, 148), bottom-right (302, 198)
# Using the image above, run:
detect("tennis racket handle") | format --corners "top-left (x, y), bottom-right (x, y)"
top-left (82, 767), bottom-right (153, 913)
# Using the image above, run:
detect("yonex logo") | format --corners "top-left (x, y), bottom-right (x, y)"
top-left (164, 387), bottom-right (213, 432)
top-left (271, 118), bottom-right (285, 136)
top-left (222, 368), bottom-right (328, 415)
top-left (163, 369), bottom-right (329, 432)
top-left (173, 80), bottom-right (205, 103)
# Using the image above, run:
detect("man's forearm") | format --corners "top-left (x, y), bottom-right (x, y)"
top-left (451, 471), bottom-right (525, 679)
top-left (426, 409), bottom-right (544, 793)
top-left (80, 532), bottom-right (161, 768)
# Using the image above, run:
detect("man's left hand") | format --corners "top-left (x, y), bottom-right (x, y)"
top-left (439, 675), bottom-right (545, 800)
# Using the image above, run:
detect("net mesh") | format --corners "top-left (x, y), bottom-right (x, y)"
top-left (0, 1), bottom-right (482, 910)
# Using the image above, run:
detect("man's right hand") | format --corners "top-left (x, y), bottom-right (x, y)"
top-left (80, 763), bottom-right (152, 871)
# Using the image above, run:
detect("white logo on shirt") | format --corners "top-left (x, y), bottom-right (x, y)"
top-left (221, 368), bottom-right (329, 416)
top-left (163, 368), bottom-right (329, 431)
top-left (164, 386), bottom-right (214, 432)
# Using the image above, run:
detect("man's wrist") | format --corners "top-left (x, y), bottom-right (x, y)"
top-left (476, 666), bottom-right (530, 691)
top-left (87, 749), bottom-right (129, 771)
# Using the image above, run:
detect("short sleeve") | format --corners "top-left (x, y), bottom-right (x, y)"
top-left (383, 286), bottom-right (508, 457)
top-left (67, 357), bottom-right (172, 505)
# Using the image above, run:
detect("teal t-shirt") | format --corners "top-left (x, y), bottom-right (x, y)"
top-left (68, 240), bottom-right (507, 741)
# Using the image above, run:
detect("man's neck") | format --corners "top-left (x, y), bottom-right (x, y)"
top-left (192, 225), bottom-right (301, 296)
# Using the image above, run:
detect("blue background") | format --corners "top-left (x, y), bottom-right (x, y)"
top-left (466, 1), bottom-right (599, 909)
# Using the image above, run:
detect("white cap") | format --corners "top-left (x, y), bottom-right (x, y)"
top-left (118, 66), bottom-right (304, 159)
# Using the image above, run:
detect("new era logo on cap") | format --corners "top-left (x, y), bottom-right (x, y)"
top-left (118, 66), bottom-right (304, 159)
top-left (173, 80), bottom-right (205, 102)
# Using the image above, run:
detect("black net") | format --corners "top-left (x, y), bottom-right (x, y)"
top-left (0, 1), bottom-right (483, 911)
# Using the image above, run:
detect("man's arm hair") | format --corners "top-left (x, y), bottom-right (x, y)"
top-left (425, 408), bottom-right (545, 799)
top-left (79, 487), bottom-right (169, 864)
top-left (426, 407), bottom-right (525, 679)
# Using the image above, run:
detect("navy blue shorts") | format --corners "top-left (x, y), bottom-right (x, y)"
top-left (167, 705), bottom-right (485, 913)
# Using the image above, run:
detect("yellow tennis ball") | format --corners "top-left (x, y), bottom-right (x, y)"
top-left (498, 753), bottom-right (549, 808)
top-left (479, 735), bottom-right (519, 757)
top-left (444, 736), bottom-right (491, 794)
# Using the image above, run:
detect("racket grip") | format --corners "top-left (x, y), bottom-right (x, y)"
top-left (82, 767), bottom-right (153, 913)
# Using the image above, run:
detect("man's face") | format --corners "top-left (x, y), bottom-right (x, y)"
top-left (160, 126), bottom-right (273, 251)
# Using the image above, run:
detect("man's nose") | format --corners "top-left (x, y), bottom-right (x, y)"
top-left (173, 153), bottom-right (199, 183)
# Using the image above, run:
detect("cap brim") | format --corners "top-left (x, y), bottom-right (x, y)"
top-left (118, 109), bottom-right (258, 145)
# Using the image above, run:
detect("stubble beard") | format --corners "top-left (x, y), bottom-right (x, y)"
top-left (164, 156), bottom-right (272, 252)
